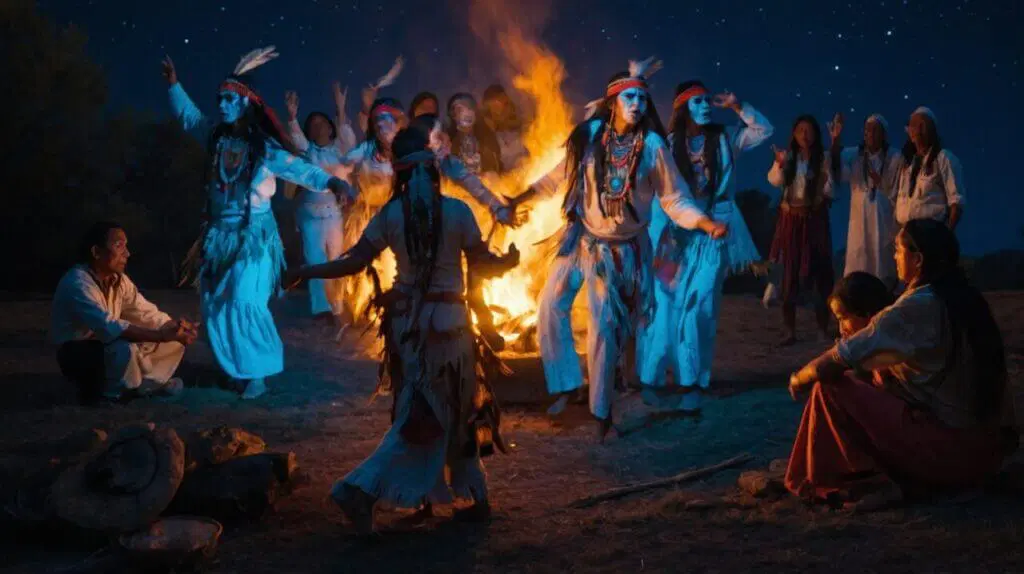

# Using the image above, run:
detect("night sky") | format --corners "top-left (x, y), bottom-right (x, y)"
top-left (39, 0), bottom-right (1023, 255)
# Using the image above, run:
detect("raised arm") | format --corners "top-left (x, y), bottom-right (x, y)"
top-left (284, 90), bottom-right (310, 153)
top-left (163, 56), bottom-right (209, 133)
top-left (650, 137), bottom-right (723, 237)
top-left (767, 146), bottom-right (787, 188)
top-left (714, 93), bottom-right (773, 154)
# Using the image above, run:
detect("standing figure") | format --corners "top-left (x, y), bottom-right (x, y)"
top-left (533, 59), bottom-right (727, 440)
top-left (482, 84), bottom-right (529, 172)
top-left (894, 107), bottom-right (965, 229)
top-left (162, 48), bottom-right (349, 399)
top-left (284, 117), bottom-right (519, 534)
top-left (446, 93), bottom-right (503, 176)
top-left (284, 84), bottom-right (357, 323)
top-left (767, 115), bottom-right (835, 345)
top-left (638, 81), bottom-right (773, 413)
top-left (829, 112), bottom-right (901, 288)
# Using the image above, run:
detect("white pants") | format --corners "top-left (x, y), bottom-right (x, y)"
top-left (105, 340), bottom-right (185, 397)
top-left (297, 205), bottom-right (345, 316)
top-left (638, 232), bottom-right (727, 389)
top-left (538, 235), bottom-right (649, 420)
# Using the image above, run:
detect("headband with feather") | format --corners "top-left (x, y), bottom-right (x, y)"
top-left (583, 56), bottom-right (663, 120)
top-left (371, 56), bottom-right (404, 90)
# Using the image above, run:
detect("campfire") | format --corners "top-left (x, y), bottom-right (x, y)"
top-left (341, 22), bottom-right (580, 356)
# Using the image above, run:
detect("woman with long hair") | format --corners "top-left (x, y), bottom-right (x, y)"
top-left (767, 115), bottom-right (835, 345)
top-left (163, 48), bottom-right (349, 399)
top-left (787, 219), bottom-right (1017, 510)
top-left (894, 107), bottom-right (965, 229)
top-left (638, 80), bottom-right (773, 413)
top-left (529, 59), bottom-right (727, 440)
top-left (284, 116), bottom-right (519, 534)
top-left (446, 92), bottom-right (503, 175)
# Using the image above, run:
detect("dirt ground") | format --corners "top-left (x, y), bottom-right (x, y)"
top-left (1, 290), bottom-right (1023, 573)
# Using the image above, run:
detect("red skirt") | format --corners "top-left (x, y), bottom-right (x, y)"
top-left (769, 206), bottom-right (834, 305)
top-left (785, 375), bottom-right (1006, 499)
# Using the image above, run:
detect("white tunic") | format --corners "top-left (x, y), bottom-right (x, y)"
top-left (767, 155), bottom-right (835, 205)
top-left (836, 146), bottom-right (902, 283)
top-left (894, 149), bottom-right (965, 225)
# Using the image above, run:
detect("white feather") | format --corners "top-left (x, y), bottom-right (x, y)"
top-left (583, 98), bottom-right (603, 120)
top-left (627, 56), bottom-right (662, 79)
top-left (372, 56), bottom-right (404, 89)
top-left (233, 46), bottom-right (279, 76)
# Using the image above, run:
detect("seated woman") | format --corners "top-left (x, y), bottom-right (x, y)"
top-left (786, 218), bottom-right (1018, 510)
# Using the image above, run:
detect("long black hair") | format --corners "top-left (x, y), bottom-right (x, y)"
top-left (901, 218), bottom-right (1007, 423)
top-left (901, 112), bottom-right (943, 196)
top-left (446, 93), bottom-right (502, 173)
top-left (390, 114), bottom-right (443, 295)
top-left (668, 80), bottom-right (728, 212)
top-left (783, 114), bottom-right (825, 204)
top-left (562, 70), bottom-right (667, 219)
top-left (410, 92), bottom-right (439, 118)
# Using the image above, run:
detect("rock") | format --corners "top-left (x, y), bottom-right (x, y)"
top-left (684, 498), bottom-right (719, 511)
top-left (768, 458), bottom-right (789, 475)
top-left (184, 426), bottom-right (266, 472)
top-left (169, 452), bottom-right (301, 522)
top-left (737, 470), bottom-right (785, 499)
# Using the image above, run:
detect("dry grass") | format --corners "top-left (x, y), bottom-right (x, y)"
top-left (1, 290), bottom-right (1023, 573)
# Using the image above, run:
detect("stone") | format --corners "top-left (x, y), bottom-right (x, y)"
top-left (737, 470), bottom-right (785, 499)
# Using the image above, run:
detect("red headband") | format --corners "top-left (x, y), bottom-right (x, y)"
top-left (219, 79), bottom-right (263, 105)
top-left (672, 86), bottom-right (709, 109)
top-left (371, 104), bottom-right (404, 120)
top-left (606, 78), bottom-right (647, 98)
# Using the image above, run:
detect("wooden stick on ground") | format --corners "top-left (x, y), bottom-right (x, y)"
top-left (568, 453), bottom-right (753, 509)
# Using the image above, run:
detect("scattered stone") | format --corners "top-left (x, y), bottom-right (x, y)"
top-left (184, 426), bottom-right (266, 472)
top-left (737, 470), bottom-right (786, 499)
top-left (768, 458), bottom-right (789, 475)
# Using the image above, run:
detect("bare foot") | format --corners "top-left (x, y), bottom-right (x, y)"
top-left (595, 417), bottom-right (613, 444)
top-left (331, 482), bottom-right (377, 535)
top-left (546, 394), bottom-right (570, 416)
top-left (241, 378), bottom-right (267, 400)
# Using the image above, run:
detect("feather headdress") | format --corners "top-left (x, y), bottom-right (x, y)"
top-left (233, 46), bottom-right (279, 77)
top-left (584, 56), bottom-right (663, 120)
top-left (371, 56), bottom-right (404, 90)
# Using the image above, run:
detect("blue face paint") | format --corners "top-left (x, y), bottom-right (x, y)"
top-left (218, 91), bottom-right (248, 124)
top-left (615, 87), bottom-right (648, 127)
top-left (687, 95), bottom-right (712, 126)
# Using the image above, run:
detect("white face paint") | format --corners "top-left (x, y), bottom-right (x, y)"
top-left (218, 91), bottom-right (249, 124)
top-left (615, 87), bottom-right (648, 127)
top-left (374, 111), bottom-right (399, 146)
top-left (687, 94), bottom-right (712, 126)
top-left (453, 102), bottom-right (476, 132)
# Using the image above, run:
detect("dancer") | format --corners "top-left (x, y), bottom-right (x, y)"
top-left (446, 93), bottom-right (503, 175)
top-left (162, 48), bottom-right (350, 399)
top-left (284, 83), bottom-right (357, 323)
top-left (638, 81), bottom-right (772, 413)
top-left (532, 59), bottom-right (727, 440)
top-left (894, 107), bottom-right (965, 229)
top-left (829, 112), bottom-right (901, 288)
top-left (284, 117), bottom-right (519, 534)
top-left (767, 115), bottom-right (835, 345)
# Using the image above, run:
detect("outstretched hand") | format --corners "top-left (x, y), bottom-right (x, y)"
top-left (285, 91), bottom-right (300, 121)
top-left (712, 91), bottom-right (740, 111)
top-left (161, 55), bottom-right (177, 85)
top-left (332, 82), bottom-right (348, 117)
top-left (771, 144), bottom-right (788, 166)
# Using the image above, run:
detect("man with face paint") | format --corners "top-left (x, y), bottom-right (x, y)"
top-left (529, 59), bottom-right (727, 441)
top-left (638, 81), bottom-right (773, 413)
top-left (162, 48), bottom-right (351, 399)
top-left (894, 107), bottom-right (965, 229)
top-left (284, 84), bottom-right (358, 324)
top-left (446, 93), bottom-right (503, 175)
top-left (829, 112), bottom-right (902, 288)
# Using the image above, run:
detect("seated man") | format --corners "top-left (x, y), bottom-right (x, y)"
top-left (51, 221), bottom-right (198, 403)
